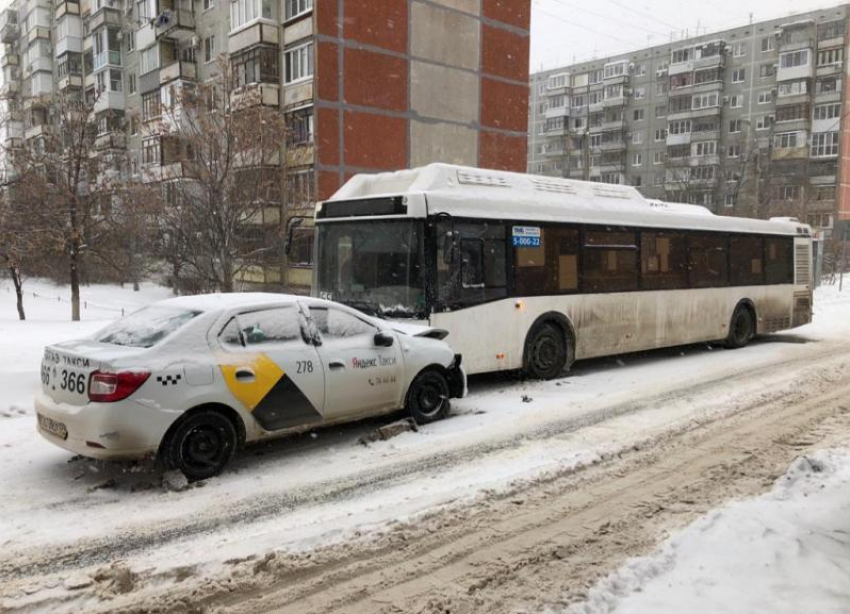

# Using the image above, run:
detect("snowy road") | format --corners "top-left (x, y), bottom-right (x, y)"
top-left (1, 281), bottom-right (849, 614)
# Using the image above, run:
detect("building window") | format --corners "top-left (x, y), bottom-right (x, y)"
top-left (204, 0), bottom-right (213, 9)
top-left (128, 73), bottom-right (136, 94)
top-left (672, 47), bottom-right (694, 64)
top-left (142, 90), bottom-right (161, 121)
top-left (140, 45), bottom-right (159, 74)
top-left (759, 63), bottom-right (775, 78)
top-left (653, 151), bottom-right (664, 165)
top-left (692, 141), bottom-right (717, 157)
top-left (669, 120), bottom-right (691, 135)
top-left (724, 194), bottom-right (736, 207)
top-left (779, 49), bottom-right (809, 69)
top-left (654, 128), bottom-right (667, 141)
top-left (109, 68), bottom-right (123, 92)
top-left (286, 107), bottom-right (314, 146)
top-left (756, 116), bottom-right (771, 131)
top-left (231, 0), bottom-right (274, 29)
top-left (817, 48), bottom-right (843, 67)
top-left (811, 132), bottom-right (839, 157)
top-left (655, 105), bottom-right (667, 118)
top-left (729, 94), bottom-right (744, 108)
top-left (669, 96), bottom-right (692, 114)
top-left (634, 87), bottom-right (645, 100)
top-left (732, 42), bottom-right (747, 57)
top-left (777, 79), bottom-right (808, 97)
top-left (635, 64), bottom-right (646, 77)
top-left (757, 90), bottom-right (772, 104)
top-left (727, 144), bottom-right (741, 158)
top-left (656, 81), bottom-right (667, 96)
top-left (731, 68), bottom-right (746, 83)
top-left (690, 166), bottom-right (715, 181)
top-left (692, 93), bottom-right (719, 110)
top-left (816, 77), bottom-right (839, 94)
top-left (632, 153), bottom-right (642, 166)
top-left (776, 103), bottom-right (807, 122)
top-left (761, 36), bottom-right (774, 53)
top-left (603, 62), bottom-right (627, 79)
top-left (142, 137), bottom-right (161, 165)
top-left (776, 185), bottom-right (800, 201)
top-left (774, 132), bottom-right (800, 149)
top-left (127, 31), bottom-right (135, 52)
top-left (589, 69), bottom-right (603, 85)
top-left (204, 35), bottom-right (216, 63)
top-left (605, 84), bottom-right (623, 100)
top-left (813, 103), bottom-right (841, 121)
top-left (232, 45), bottom-right (279, 87)
top-left (818, 20), bottom-right (845, 41)
top-left (284, 42), bottom-right (314, 84)
top-left (633, 108), bottom-right (645, 121)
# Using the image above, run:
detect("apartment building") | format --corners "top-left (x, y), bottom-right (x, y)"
top-left (0, 0), bottom-right (531, 292)
top-left (528, 5), bottom-right (850, 243)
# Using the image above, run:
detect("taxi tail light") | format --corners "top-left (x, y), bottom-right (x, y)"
top-left (89, 370), bottom-right (151, 403)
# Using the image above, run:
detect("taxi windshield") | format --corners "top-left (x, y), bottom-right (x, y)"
top-left (315, 220), bottom-right (426, 318)
top-left (95, 306), bottom-right (202, 348)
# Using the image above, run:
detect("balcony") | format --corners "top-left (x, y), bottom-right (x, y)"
top-left (94, 132), bottom-right (127, 150)
top-left (777, 56), bottom-right (814, 82)
top-left (669, 61), bottom-right (693, 76)
top-left (2, 52), bottom-right (18, 68)
top-left (816, 63), bottom-right (840, 78)
top-left (228, 22), bottom-right (279, 54)
top-left (602, 96), bottom-right (626, 107)
top-left (0, 9), bottom-right (18, 44)
top-left (599, 140), bottom-right (626, 152)
top-left (1, 81), bottom-right (19, 95)
top-left (58, 74), bottom-right (83, 90)
top-left (160, 60), bottom-right (196, 84)
top-left (154, 9), bottom-right (196, 41)
top-left (230, 82), bottom-right (280, 109)
top-left (93, 50), bottom-right (122, 69)
top-left (693, 54), bottom-right (725, 70)
top-left (55, 0), bottom-right (81, 19)
top-left (544, 105), bottom-right (570, 119)
top-left (89, 5), bottom-right (119, 30)
top-left (779, 37), bottom-right (814, 53)
top-left (93, 90), bottom-right (125, 113)
top-left (24, 124), bottom-right (49, 140)
top-left (666, 132), bottom-right (691, 146)
top-left (28, 27), bottom-right (50, 44)
top-left (601, 118), bottom-right (626, 132)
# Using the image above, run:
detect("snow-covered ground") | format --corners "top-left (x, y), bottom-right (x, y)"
top-left (565, 448), bottom-right (850, 614)
top-left (1, 278), bottom-right (850, 613)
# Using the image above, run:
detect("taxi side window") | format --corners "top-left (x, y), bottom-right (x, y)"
top-left (309, 307), bottom-right (374, 341)
top-left (220, 307), bottom-right (305, 348)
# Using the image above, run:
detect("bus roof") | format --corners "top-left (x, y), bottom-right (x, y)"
top-left (326, 164), bottom-right (809, 237)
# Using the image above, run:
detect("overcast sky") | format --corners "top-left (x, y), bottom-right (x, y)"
top-left (530, 0), bottom-right (847, 71)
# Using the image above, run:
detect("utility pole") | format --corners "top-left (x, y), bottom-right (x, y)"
top-left (583, 123), bottom-right (590, 182)
top-left (841, 222), bottom-right (847, 292)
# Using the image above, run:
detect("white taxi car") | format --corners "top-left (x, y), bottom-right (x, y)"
top-left (35, 294), bottom-right (465, 479)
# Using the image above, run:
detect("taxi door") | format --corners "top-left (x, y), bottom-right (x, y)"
top-left (305, 304), bottom-right (404, 420)
top-left (216, 305), bottom-right (326, 432)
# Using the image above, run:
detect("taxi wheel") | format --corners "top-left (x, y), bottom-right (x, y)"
top-left (407, 370), bottom-right (451, 425)
top-left (161, 411), bottom-right (237, 481)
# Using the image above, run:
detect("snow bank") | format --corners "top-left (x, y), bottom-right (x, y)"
top-left (562, 448), bottom-right (850, 614)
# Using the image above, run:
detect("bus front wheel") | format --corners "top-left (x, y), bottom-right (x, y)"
top-left (524, 323), bottom-right (568, 380)
top-left (726, 305), bottom-right (755, 349)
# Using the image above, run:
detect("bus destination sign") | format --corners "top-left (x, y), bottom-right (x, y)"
top-left (512, 226), bottom-right (541, 247)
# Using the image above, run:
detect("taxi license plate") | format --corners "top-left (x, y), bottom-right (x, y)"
top-left (38, 414), bottom-right (68, 440)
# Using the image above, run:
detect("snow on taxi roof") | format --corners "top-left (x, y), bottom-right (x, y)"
top-left (327, 164), bottom-right (808, 237)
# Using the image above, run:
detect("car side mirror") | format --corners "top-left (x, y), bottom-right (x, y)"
top-left (374, 331), bottom-right (395, 348)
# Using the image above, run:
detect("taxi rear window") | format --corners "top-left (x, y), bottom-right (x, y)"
top-left (95, 307), bottom-right (201, 348)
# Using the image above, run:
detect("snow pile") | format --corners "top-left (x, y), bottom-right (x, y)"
top-left (564, 449), bottom-right (850, 614)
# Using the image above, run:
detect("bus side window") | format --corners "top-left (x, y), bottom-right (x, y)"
top-left (730, 236), bottom-right (765, 286)
top-left (688, 233), bottom-right (729, 288)
top-left (582, 230), bottom-right (639, 293)
top-left (765, 237), bottom-right (793, 284)
top-left (461, 238), bottom-right (484, 288)
top-left (437, 222), bottom-right (507, 305)
top-left (641, 232), bottom-right (688, 290)
top-left (514, 227), bottom-right (579, 295)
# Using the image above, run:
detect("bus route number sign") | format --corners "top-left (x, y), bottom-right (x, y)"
top-left (512, 226), bottom-right (541, 248)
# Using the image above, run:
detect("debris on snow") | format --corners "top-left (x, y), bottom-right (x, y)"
top-left (162, 470), bottom-right (190, 492)
top-left (358, 418), bottom-right (419, 445)
top-left (522, 395), bottom-right (533, 403)
top-left (64, 573), bottom-right (94, 590)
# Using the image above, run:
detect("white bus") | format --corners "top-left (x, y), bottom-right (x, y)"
top-left (313, 164), bottom-right (813, 378)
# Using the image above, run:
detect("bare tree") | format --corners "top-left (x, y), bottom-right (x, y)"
top-left (151, 60), bottom-right (288, 293)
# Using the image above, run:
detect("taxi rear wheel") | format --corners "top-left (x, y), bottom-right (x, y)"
top-left (161, 410), bottom-right (237, 481)
top-left (407, 370), bottom-right (451, 425)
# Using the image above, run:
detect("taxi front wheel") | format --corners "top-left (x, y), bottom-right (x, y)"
top-left (407, 370), bottom-right (451, 424)
top-left (160, 410), bottom-right (238, 481)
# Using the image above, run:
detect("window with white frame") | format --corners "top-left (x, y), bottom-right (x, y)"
top-left (690, 166), bottom-right (715, 181)
top-left (590, 134), bottom-right (602, 148)
top-left (725, 194), bottom-right (736, 207)
top-left (604, 84), bottom-right (623, 99)
top-left (634, 87), bottom-right (645, 100)
top-left (817, 47), bottom-right (843, 66)
top-left (550, 94), bottom-right (567, 108)
top-left (572, 94), bottom-right (586, 108)
top-left (231, 0), bottom-right (274, 30)
top-left (285, 42), bottom-right (313, 83)
top-left (668, 120), bottom-right (691, 135)
top-left (603, 62), bottom-right (627, 79)
top-left (633, 108), bottom-right (645, 121)
top-left (732, 68), bottom-right (746, 83)
top-left (204, 35), bottom-right (216, 63)
top-left (811, 132), bottom-right (839, 157)
top-left (140, 45), bottom-right (159, 74)
top-left (732, 42), bottom-right (747, 57)
top-left (692, 93), bottom-right (719, 110)
top-left (729, 94), bottom-right (744, 108)
top-left (285, 0), bottom-right (311, 20)
top-left (692, 141), bottom-right (717, 157)
top-left (654, 128), bottom-right (667, 141)
top-left (656, 81), bottom-right (667, 96)
top-left (778, 185), bottom-right (800, 201)
top-left (671, 47), bottom-right (693, 64)
top-left (727, 144), bottom-right (741, 158)
top-left (635, 64), bottom-right (646, 76)
top-left (779, 49), bottom-right (809, 69)
top-left (632, 153), bottom-right (642, 166)
top-left (756, 116), bottom-right (772, 130)
top-left (655, 105), bottom-right (667, 118)
top-left (813, 103), bottom-right (841, 121)
top-left (547, 73), bottom-right (568, 89)
top-left (777, 79), bottom-right (808, 97)
top-left (759, 63), bottom-right (775, 78)
top-left (774, 132), bottom-right (800, 149)
top-left (204, 0), bottom-right (213, 9)
top-left (761, 36), bottom-right (774, 52)
top-left (632, 132), bottom-right (643, 144)
top-left (589, 69), bottom-right (603, 84)
top-left (653, 151), bottom-right (664, 165)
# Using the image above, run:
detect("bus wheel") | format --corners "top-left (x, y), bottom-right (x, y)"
top-left (726, 306), bottom-right (755, 349)
top-left (524, 323), bottom-right (568, 380)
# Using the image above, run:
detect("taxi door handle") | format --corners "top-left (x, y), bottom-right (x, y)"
top-left (235, 368), bottom-right (255, 382)
top-left (329, 361), bottom-right (345, 370)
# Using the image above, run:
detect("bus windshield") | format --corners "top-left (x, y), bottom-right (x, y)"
top-left (315, 220), bottom-right (426, 318)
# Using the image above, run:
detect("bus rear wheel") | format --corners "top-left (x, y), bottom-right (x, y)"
top-left (524, 323), bottom-right (568, 380)
top-left (726, 306), bottom-right (755, 349)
